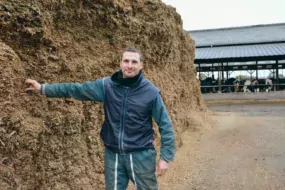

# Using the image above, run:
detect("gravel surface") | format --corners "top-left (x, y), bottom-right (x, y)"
top-left (208, 101), bottom-right (285, 116)
top-left (203, 91), bottom-right (285, 101)
top-left (160, 100), bottom-right (285, 190)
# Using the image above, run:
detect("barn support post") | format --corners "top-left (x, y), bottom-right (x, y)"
top-left (222, 62), bottom-right (224, 81)
top-left (276, 60), bottom-right (279, 90)
top-left (198, 63), bottom-right (201, 80)
top-left (212, 63), bottom-right (214, 79)
top-left (218, 68), bottom-right (222, 93)
top-left (226, 62), bottom-right (229, 80)
top-left (256, 61), bottom-right (258, 79)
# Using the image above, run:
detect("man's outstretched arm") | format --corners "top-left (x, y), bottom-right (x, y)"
top-left (25, 78), bottom-right (105, 102)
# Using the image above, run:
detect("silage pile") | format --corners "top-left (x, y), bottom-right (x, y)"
top-left (0, 0), bottom-right (206, 189)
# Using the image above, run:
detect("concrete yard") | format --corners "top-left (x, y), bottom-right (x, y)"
top-left (160, 92), bottom-right (285, 190)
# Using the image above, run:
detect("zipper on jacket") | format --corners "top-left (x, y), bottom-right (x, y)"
top-left (119, 88), bottom-right (129, 154)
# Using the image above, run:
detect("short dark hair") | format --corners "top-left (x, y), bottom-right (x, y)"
top-left (123, 47), bottom-right (143, 61)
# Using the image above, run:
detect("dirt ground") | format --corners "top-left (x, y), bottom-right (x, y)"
top-left (159, 98), bottom-right (285, 190)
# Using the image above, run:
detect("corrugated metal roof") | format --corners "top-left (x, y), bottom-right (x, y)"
top-left (196, 43), bottom-right (285, 60)
top-left (189, 23), bottom-right (285, 47)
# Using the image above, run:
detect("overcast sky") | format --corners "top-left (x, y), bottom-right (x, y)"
top-left (162, 0), bottom-right (285, 31)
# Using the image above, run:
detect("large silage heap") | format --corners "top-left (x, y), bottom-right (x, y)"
top-left (0, 0), bottom-right (206, 189)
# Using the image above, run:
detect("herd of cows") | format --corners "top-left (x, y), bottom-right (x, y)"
top-left (200, 77), bottom-right (285, 93)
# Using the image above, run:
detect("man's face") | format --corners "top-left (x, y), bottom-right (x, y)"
top-left (120, 51), bottom-right (143, 78)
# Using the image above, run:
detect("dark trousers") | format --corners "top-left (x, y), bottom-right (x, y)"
top-left (104, 148), bottom-right (158, 190)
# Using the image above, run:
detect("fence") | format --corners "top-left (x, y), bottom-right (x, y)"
top-left (200, 83), bottom-right (285, 93)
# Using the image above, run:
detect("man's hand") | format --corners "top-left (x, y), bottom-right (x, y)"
top-left (156, 159), bottom-right (169, 177)
top-left (25, 79), bottom-right (41, 94)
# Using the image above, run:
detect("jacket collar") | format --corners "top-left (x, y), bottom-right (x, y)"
top-left (111, 70), bottom-right (143, 87)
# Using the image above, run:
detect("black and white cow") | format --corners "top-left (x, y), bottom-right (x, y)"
top-left (223, 78), bottom-right (239, 93)
top-left (200, 77), bottom-right (218, 93)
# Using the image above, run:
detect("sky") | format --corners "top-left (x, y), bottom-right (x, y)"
top-left (162, 0), bottom-right (285, 30)
top-left (161, 0), bottom-right (285, 79)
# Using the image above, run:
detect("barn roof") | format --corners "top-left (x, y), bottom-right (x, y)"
top-left (189, 23), bottom-right (285, 47)
top-left (189, 23), bottom-right (285, 63)
top-left (195, 42), bottom-right (285, 63)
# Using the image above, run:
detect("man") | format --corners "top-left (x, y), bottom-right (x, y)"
top-left (25, 47), bottom-right (176, 190)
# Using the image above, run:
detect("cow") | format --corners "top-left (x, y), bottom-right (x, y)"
top-left (256, 78), bottom-right (273, 92)
top-left (200, 77), bottom-right (217, 93)
top-left (223, 78), bottom-right (239, 93)
top-left (242, 80), bottom-right (252, 92)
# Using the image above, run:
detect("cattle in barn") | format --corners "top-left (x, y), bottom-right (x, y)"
top-left (266, 78), bottom-right (273, 91)
top-left (200, 77), bottom-right (218, 93)
top-left (257, 79), bottom-right (266, 92)
top-left (250, 79), bottom-right (259, 92)
top-left (223, 78), bottom-right (239, 93)
top-left (257, 78), bottom-right (273, 92)
top-left (218, 79), bottom-right (226, 92)
top-left (243, 80), bottom-right (252, 92)
top-left (233, 79), bottom-right (241, 92)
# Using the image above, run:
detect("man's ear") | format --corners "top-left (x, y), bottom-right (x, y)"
top-left (140, 62), bottom-right (143, 69)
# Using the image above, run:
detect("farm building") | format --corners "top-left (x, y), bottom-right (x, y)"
top-left (189, 23), bottom-right (285, 92)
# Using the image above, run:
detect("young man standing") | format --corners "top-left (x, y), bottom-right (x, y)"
top-left (25, 47), bottom-right (176, 190)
